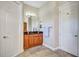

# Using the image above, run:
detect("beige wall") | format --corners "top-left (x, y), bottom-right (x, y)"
top-left (39, 2), bottom-right (59, 48)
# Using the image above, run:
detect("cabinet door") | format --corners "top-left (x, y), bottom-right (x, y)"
top-left (29, 35), bottom-right (34, 47)
top-left (24, 35), bottom-right (29, 48)
top-left (38, 34), bottom-right (43, 45)
top-left (33, 34), bottom-right (39, 46)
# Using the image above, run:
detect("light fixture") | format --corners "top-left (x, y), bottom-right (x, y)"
top-left (26, 12), bottom-right (36, 17)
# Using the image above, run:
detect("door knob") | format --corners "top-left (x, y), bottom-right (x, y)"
top-left (3, 36), bottom-right (7, 39)
top-left (75, 35), bottom-right (78, 37)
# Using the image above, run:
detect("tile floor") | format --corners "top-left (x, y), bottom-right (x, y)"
top-left (17, 46), bottom-right (75, 57)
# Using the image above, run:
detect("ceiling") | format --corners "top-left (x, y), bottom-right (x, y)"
top-left (24, 1), bottom-right (48, 8)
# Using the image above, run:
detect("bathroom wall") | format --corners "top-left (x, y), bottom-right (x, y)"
top-left (39, 1), bottom-right (59, 49)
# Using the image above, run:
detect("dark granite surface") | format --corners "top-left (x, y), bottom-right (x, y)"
top-left (24, 31), bottom-right (43, 35)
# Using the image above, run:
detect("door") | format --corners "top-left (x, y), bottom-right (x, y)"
top-left (0, 7), bottom-right (7, 57)
top-left (24, 22), bottom-right (27, 32)
top-left (0, 2), bottom-right (20, 57)
top-left (59, 4), bottom-right (78, 56)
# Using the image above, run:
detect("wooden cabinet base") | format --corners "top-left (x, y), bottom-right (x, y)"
top-left (24, 33), bottom-right (43, 49)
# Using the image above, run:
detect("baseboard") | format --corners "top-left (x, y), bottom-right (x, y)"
top-left (59, 47), bottom-right (78, 57)
top-left (13, 49), bottom-right (24, 57)
top-left (43, 43), bottom-right (59, 51)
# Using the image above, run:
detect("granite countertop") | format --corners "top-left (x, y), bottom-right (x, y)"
top-left (24, 31), bottom-right (43, 35)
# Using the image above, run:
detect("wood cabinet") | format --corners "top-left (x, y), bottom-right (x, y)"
top-left (24, 33), bottom-right (43, 49)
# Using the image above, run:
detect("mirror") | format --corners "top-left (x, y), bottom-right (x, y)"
top-left (24, 12), bottom-right (40, 32)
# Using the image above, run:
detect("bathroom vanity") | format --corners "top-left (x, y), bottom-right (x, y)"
top-left (24, 31), bottom-right (43, 49)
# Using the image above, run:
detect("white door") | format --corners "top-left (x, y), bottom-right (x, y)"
top-left (0, 7), bottom-right (7, 57)
top-left (59, 4), bottom-right (78, 56)
top-left (0, 2), bottom-right (20, 57)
